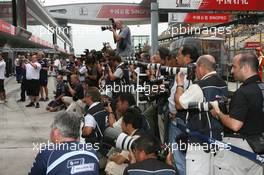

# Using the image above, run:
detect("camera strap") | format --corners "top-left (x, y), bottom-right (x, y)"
top-left (92, 110), bottom-right (107, 138)
top-left (177, 123), bottom-right (264, 165)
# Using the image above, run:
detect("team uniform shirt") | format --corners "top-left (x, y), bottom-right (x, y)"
top-left (66, 61), bottom-right (75, 73)
top-left (0, 60), bottom-right (6, 79)
top-left (28, 141), bottom-right (99, 175)
top-left (84, 102), bottom-right (101, 128)
top-left (25, 62), bottom-right (41, 80)
top-left (39, 59), bottom-right (49, 80)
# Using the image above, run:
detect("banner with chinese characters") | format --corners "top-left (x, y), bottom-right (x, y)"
top-left (46, 3), bottom-right (150, 25)
top-left (169, 13), bottom-right (230, 23)
top-left (159, 0), bottom-right (264, 11)
top-left (244, 42), bottom-right (261, 48)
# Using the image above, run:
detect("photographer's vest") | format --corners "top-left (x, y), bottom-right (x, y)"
top-left (84, 103), bottom-right (109, 145)
top-left (178, 74), bottom-right (228, 142)
top-left (115, 64), bottom-right (129, 85)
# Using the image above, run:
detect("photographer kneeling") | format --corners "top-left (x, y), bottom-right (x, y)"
top-left (124, 135), bottom-right (178, 175)
top-left (105, 107), bottom-right (145, 175)
top-left (82, 87), bottom-right (111, 169)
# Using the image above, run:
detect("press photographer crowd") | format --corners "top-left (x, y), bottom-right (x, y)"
top-left (0, 19), bottom-right (264, 175)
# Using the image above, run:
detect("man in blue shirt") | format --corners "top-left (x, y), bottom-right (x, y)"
top-left (28, 111), bottom-right (99, 175)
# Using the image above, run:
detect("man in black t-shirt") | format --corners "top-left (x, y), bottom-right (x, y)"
top-left (62, 74), bottom-right (85, 116)
top-left (123, 135), bottom-right (178, 175)
top-left (38, 52), bottom-right (49, 101)
top-left (46, 75), bottom-right (66, 112)
top-left (211, 52), bottom-right (264, 175)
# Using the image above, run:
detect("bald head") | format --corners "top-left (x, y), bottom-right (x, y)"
top-left (115, 20), bottom-right (124, 29)
top-left (70, 74), bottom-right (79, 85)
top-left (197, 55), bottom-right (217, 71)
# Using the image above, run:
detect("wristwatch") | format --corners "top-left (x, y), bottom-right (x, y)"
top-left (177, 85), bottom-right (184, 88)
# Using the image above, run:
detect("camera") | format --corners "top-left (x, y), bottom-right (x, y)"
top-left (187, 96), bottom-right (228, 113)
top-left (139, 89), bottom-right (170, 102)
top-left (103, 127), bottom-right (136, 151)
top-left (101, 26), bottom-right (112, 31)
top-left (124, 59), bottom-right (197, 81)
top-left (101, 18), bottom-right (116, 31)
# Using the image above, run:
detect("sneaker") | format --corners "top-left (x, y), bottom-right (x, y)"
top-left (0, 100), bottom-right (5, 104)
top-left (26, 102), bottom-right (35, 107)
top-left (39, 98), bottom-right (45, 101)
top-left (17, 99), bottom-right (25, 102)
top-left (35, 103), bottom-right (40, 108)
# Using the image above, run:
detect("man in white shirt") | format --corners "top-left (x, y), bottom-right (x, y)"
top-left (76, 58), bottom-right (87, 82)
top-left (168, 45), bottom-right (199, 175)
top-left (24, 53), bottom-right (42, 108)
top-left (53, 56), bottom-right (62, 75)
top-left (0, 52), bottom-right (6, 103)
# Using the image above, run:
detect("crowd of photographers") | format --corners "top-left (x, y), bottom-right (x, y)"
top-left (6, 39), bottom-right (261, 174)
top-left (0, 18), bottom-right (255, 175)
top-left (26, 43), bottom-right (264, 175)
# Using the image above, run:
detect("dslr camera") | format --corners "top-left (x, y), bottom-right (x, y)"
top-left (101, 18), bottom-right (116, 31)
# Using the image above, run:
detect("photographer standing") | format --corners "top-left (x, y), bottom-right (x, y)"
top-left (168, 45), bottom-right (199, 175)
top-left (210, 52), bottom-right (264, 175)
top-left (175, 55), bottom-right (228, 175)
top-left (24, 53), bottom-right (42, 108)
top-left (110, 20), bottom-right (132, 59)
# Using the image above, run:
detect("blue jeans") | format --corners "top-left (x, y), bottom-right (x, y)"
top-left (169, 118), bottom-right (186, 175)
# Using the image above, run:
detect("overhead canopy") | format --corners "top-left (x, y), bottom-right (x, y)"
top-left (45, 3), bottom-right (151, 25)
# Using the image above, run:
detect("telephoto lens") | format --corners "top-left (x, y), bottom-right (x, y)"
top-left (103, 127), bottom-right (136, 151)
top-left (101, 26), bottom-right (112, 31)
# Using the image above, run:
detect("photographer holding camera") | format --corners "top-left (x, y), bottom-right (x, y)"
top-left (167, 45), bottom-right (199, 175)
top-left (109, 20), bottom-right (132, 59)
top-left (105, 107), bottom-right (144, 175)
top-left (210, 52), bottom-right (264, 175)
top-left (175, 55), bottom-right (228, 175)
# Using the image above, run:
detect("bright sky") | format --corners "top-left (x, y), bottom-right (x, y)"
top-left (43, 0), bottom-right (168, 54)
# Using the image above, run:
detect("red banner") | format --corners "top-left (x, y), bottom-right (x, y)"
top-left (199, 0), bottom-right (264, 11)
top-left (184, 13), bottom-right (230, 23)
top-left (244, 42), bottom-right (261, 48)
top-left (159, 0), bottom-right (264, 11)
top-left (0, 19), bottom-right (15, 35)
top-left (97, 5), bottom-right (150, 18)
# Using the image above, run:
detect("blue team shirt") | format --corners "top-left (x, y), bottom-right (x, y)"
top-left (29, 141), bottom-right (99, 175)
